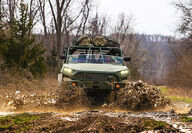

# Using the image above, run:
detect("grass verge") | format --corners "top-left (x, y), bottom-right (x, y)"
top-left (144, 119), bottom-right (167, 130)
top-left (181, 116), bottom-right (192, 122)
top-left (158, 86), bottom-right (192, 104)
top-left (158, 86), bottom-right (169, 94)
top-left (0, 113), bottom-right (47, 132)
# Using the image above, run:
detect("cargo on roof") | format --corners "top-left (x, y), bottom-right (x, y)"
top-left (73, 34), bottom-right (120, 47)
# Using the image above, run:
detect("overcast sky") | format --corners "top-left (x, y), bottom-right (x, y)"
top-left (97, 0), bottom-right (178, 36)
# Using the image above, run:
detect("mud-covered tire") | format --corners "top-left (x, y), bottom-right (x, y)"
top-left (85, 89), bottom-right (111, 106)
top-left (107, 90), bottom-right (117, 106)
top-left (55, 83), bottom-right (90, 109)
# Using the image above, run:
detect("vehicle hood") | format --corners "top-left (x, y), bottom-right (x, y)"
top-left (62, 63), bottom-right (128, 73)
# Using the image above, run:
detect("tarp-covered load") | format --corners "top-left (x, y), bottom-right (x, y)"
top-left (73, 34), bottom-right (120, 47)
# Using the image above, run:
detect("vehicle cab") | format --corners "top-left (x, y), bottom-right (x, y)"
top-left (58, 45), bottom-right (131, 90)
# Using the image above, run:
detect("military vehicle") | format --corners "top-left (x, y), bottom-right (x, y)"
top-left (58, 35), bottom-right (131, 94)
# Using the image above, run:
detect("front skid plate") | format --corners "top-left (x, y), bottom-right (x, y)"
top-left (63, 78), bottom-right (127, 90)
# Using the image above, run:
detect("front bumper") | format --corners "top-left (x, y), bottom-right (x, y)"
top-left (62, 77), bottom-right (127, 90)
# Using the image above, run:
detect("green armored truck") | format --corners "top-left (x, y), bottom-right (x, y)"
top-left (58, 35), bottom-right (131, 91)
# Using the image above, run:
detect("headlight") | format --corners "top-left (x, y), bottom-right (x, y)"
top-left (120, 70), bottom-right (129, 75)
top-left (64, 68), bottom-right (73, 73)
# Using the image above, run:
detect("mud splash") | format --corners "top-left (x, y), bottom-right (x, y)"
top-left (0, 78), bottom-right (191, 132)
top-left (0, 80), bottom-right (169, 112)
top-left (114, 80), bottom-right (169, 110)
top-left (55, 83), bottom-right (90, 109)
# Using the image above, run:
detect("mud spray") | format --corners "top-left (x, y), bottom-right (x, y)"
top-left (0, 80), bottom-right (169, 114)
top-left (1, 81), bottom-right (192, 132)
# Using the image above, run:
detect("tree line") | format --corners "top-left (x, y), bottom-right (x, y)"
top-left (166, 0), bottom-right (192, 88)
top-left (0, 0), bottom-right (191, 88)
top-left (0, 0), bottom-right (149, 80)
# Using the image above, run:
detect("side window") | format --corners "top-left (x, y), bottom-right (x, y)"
top-left (101, 48), bottom-right (122, 57)
top-left (90, 48), bottom-right (100, 54)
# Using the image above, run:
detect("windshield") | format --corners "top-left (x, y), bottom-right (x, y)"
top-left (68, 54), bottom-right (123, 65)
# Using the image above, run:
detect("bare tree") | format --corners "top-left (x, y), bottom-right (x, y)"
top-left (113, 13), bottom-right (133, 44)
top-left (38, 0), bottom-right (47, 37)
top-left (48, 0), bottom-right (91, 54)
top-left (2, 0), bottom-right (40, 32)
top-left (88, 12), bottom-right (108, 35)
top-left (28, 0), bottom-right (40, 24)
top-left (81, 0), bottom-right (91, 34)
top-left (171, 0), bottom-right (192, 58)
top-left (6, 0), bottom-right (18, 24)
top-left (175, 1), bottom-right (192, 39)
top-left (0, 0), bottom-right (2, 21)
top-left (0, 0), bottom-right (7, 28)
top-left (166, 0), bottom-right (192, 88)
top-left (48, 0), bottom-right (79, 55)
top-left (111, 14), bottom-right (151, 80)
top-left (48, 0), bottom-right (68, 55)
top-left (62, 0), bottom-right (92, 46)
top-left (76, 0), bottom-right (92, 36)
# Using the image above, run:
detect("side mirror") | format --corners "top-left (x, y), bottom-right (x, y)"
top-left (60, 55), bottom-right (67, 60)
top-left (123, 57), bottom-right (131, 62)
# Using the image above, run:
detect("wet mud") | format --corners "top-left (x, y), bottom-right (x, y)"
top-left (0, 80), bottom-right (192, 132)
top-left (1, 110), bottom-right (192, 133)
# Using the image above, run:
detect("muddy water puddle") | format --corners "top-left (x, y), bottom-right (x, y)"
top-left (0, 85), bottom-right (191, 132)
top-left (53, 111), bottom-right (192, 133)
top-left (0, 112), bottom-right (15, 116)
top-left (0, 110), bottom-right (192, 132)
top-left (0, 98), bottom-right (192, 133)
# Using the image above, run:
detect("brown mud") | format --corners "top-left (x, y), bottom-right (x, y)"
top-left (1, 110), bottom-right (192, 133)
top-left (0, 78), bottom-right (192, 132)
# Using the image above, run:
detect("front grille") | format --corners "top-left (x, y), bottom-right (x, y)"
top-left (73, 72), bottom-right (118, 82)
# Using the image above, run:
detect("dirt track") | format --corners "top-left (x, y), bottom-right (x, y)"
top-left (1, 110), bottom-right (192, 133)
top-left (0, 78), bottom-right (192, 132)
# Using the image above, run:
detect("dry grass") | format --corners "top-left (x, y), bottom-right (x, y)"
top-left (0, 69), bottom-right (58, 110)
top-left (168, 89), bottom-right (192, 98)
top-left (159, 86), bottom-right (192, 104)
top-left (0, 73), bottom-right (58, 95)
top-left (159, 86), bottom-right (192, 98)
top-left (167, 54), bottom-right (192, 89)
